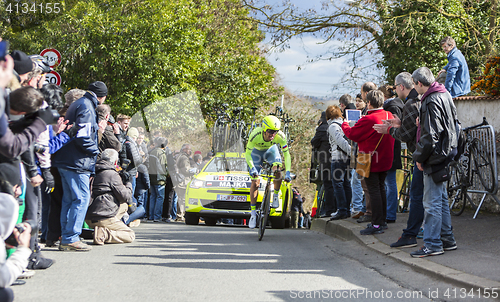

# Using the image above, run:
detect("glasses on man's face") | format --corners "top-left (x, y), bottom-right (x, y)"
top-left (266, 129), bottom-right (278, 135)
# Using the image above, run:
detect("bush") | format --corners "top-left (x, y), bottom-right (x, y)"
top-left (471, 56), bottom-right (500, 96)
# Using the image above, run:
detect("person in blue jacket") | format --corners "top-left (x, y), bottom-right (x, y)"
top-left (438, 36), bottom-right (470, 98)
top-left (52, 81), bottom-right (108, 251)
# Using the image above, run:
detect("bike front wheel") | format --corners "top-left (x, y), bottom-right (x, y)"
top-left (447, 161), bottom-right (466, 216)
top-left (258, 183), bottom-right (272, 241)
top-left (471, 139), bottom-right (495, 193)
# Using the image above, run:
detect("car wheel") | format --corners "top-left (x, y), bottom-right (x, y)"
top-left (204, 217), bottom-right (217, 226)
top-left (270, 216), bottom-right (286, 229)
top-left (184, 214), bottom-right (199, 225)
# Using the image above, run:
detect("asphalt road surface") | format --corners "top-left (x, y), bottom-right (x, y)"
top-left (13, 222), bottom-right (491, 302)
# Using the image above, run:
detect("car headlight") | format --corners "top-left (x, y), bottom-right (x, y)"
top-left (190, 179), bottom-right (204, 189)
top-left (188, 198), bottom-right (199, 205)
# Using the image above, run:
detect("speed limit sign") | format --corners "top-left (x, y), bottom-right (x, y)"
top-left (46, 71), bottom-right (61, 86)
top-left (40, 48), bottom-right (62, 68)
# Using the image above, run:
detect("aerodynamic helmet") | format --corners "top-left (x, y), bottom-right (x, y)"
top-left (262, 115), bottom-right (281, 132)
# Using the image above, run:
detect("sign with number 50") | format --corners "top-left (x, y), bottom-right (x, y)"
top-left (46, 71), bottom-right (61, 86)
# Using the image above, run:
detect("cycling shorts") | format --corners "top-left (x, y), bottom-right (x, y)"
top-left (249, 144), bottom-right (282, 174)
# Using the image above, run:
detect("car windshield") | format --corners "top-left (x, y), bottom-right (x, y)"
top-left (204, 157), bottom-right (248, 172)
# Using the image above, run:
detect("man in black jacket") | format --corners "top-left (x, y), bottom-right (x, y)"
top-left (410, 67), bottom-right (457, 258)
top-left (374, 72), bottom-right (424, 249)
top-left (86, 149), bottom-right (135, 245)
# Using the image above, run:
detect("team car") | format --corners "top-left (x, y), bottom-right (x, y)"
top-left (184, 152), bottom-right (294, 228)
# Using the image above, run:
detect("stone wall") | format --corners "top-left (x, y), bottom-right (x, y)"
top-left (454, 96), bottom-right (500, 214)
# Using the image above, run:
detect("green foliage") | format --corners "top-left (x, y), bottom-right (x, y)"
top-left (378, 0), bottom-right (493, 83)
top-left (3, 0), bottom-right (279, 129)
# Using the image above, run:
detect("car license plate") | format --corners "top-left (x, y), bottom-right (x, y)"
top-left (217, 195), bottom-right (247, 202)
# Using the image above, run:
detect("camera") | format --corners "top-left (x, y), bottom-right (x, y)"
top-left (33, 143), bottom-right (46, 154)
top-left (107, 115), bottom-right (116, 126)
top-left (4, 220), bottom-right (38, 247)
top-left (24, 107), bottom-right (60, 125)
top-left (121, 159), bottom-right (131, 170)
top-left (43, 108), bottom-right (61, 125)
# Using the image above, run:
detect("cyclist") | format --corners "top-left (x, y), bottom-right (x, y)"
top-left (245, 115), bottom-right (291, 228)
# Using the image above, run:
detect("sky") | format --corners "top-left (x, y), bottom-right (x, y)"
top-left (258, 0), bottom-right (383, 99)
top-left (266, 36), bottom-right (350, 98)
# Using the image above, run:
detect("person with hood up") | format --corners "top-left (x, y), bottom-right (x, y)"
top-left (85, 149), bottom-right (135, 245)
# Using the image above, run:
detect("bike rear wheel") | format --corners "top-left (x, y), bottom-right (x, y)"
top-left (212, 121), bottom-right (227, 153)
top-left (470, 139), bottom-right (495, 193)
top-left (258, 182), bottom-right (271, 241)
top-left (398, 169), bottom-right (411, 213)
top-left (447, 161), bottom-right (466, 216)
top-left (315, 184), bottom-right (325, 218)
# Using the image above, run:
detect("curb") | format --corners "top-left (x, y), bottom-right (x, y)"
top-left (311, 218), bottom-right (500, 292)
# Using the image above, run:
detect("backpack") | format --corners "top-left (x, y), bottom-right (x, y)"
top-left (165, 147), bottom-right (185, 187)
top-left (332, 121), bottom-right (351, 157)
top-left (309, 147), bottom-right (322, 184)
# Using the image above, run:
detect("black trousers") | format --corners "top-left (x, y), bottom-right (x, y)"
top-left (162, 176), bottom-right (174, 218)
top-left (363, 171), bottom-right (387, 226)
top-left (321, 168), bottom-right (337, 215)
top-left (23, 180), bottom-right (39, 252)
top-left (46, 167), bottom-right (62, 242)
top-left (0, 287), bottom-right (14, 302)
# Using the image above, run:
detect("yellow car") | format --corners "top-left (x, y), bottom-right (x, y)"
top-left (184, 152), bottom-right (294, 228)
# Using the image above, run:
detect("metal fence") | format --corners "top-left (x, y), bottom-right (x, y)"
top-left (465, 125), bottom-right (499, 218)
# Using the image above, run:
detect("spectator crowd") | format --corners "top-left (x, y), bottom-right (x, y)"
top-left (310, 36), bottom-right (468, 258)
top-left (0, 40), bottom-right (212, 301)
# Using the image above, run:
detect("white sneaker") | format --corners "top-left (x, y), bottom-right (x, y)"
top-left (271, 194), bottom-right (280, 208)
top-left (249, 214), bottom-right (257, 229)
top-left (18, 269), bottom-right (35, 279)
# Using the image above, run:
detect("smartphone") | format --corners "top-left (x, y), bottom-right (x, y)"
top-left (0, 41), bottom-right (9, 61)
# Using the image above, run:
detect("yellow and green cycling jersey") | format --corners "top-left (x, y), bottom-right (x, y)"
top-left (245, 127), bottom-right (291, 171)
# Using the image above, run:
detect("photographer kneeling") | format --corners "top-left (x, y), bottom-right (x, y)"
top-left (85, 149), bottom-right (135, 245)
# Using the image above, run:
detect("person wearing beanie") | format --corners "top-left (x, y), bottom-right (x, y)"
top-left (51, 81), bottom-right (107, 251)
top-left (127, 127), bottom-right (139, 140)
top-left (88, 81), bottom-right (108, 98)
top-left (11, 50), bottom-right (33, 83)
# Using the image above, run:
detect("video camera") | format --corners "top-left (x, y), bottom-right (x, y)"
top-left (121, 159), bottom-right (131, 170)
top-left (21, 107), bottom-right (60, 126)
top-left (33, 144), bottom-right (46, 154)
top-left (4, 220), bottom-right (38, 247)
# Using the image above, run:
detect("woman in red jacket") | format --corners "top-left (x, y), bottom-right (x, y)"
top-left (342, 90), bottom-right (395, 235)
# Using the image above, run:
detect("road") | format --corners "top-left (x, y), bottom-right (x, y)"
top-left (13, 222), bottom-right (488, 302)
